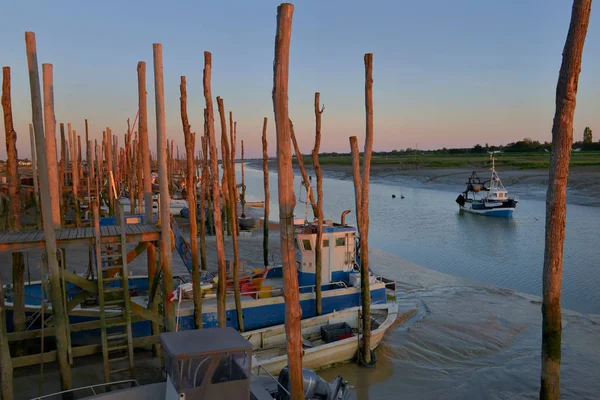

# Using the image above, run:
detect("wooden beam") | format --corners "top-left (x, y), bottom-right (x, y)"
top-left (42, 63), bottom-right (61, 228)
top-left (12, 335), bottom-right (161, 369)
top-left (62, 269), bottom-right (97, 294)
top-left (312, 93), bottom-right (324, 316)
top-left (126, 241), bottom-right (150, 264)
top-left (0, 272), bottom-right (14, 399)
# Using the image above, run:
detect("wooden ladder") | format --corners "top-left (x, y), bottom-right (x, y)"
top-left (93, 202), bottom-right (135, 382)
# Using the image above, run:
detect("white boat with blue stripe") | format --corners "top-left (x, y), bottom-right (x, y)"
top-left (455, 155), bottom-right (518, 217)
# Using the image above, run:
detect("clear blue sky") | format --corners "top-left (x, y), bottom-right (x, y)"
top-left (1, 0), bottom-right (598, 158)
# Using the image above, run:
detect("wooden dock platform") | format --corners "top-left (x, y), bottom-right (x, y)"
top-left (0, 223), bottom-right (161, 252)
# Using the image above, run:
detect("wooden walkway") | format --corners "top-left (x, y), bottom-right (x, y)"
top-left (0, 224), bottom-right (161, 252)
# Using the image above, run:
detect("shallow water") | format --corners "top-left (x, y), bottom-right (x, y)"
top-left (241, 164), bottom-right (600, 399)
top-left (241, 165), bottom-right (600, 315)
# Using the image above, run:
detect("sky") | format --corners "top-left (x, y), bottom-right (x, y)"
top-left (1, 0), bottom-right (599, 159)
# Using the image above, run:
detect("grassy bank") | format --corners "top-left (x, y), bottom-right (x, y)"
top-left (293, 151), bottom-right (600, 170)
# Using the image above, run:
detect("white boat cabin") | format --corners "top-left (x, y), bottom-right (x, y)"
top-left (294, 217), bottom-right (357, 287)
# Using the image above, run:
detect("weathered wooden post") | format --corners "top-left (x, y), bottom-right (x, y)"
top-left (180, 76), bottom-right (202, 329)
top-left (540, 1), bottom-right (591, 399)
top-left (105, 127), bottom-right (114, 215)
top-left (25, 31), bottom-right (72, 389)
top-left (348, 53), bottom-right (376, 366)
top-left (29, 123), bottom-right (42, 229)
top-left (261, 118), bottom-right (270, 268)
top-left (59, 123), bottom-right (67, 224)
top-left (0, 271), bottom-right (13, 399)
top-left (199, 135), bottom-right (208, 270)
top-left (203, 52), bottom-right (227, 327)
top-left (273, 4), bottom-right (303, 398)
top-left (220, 103), bottom-right (244, 331)
top-left (312, 93), bottom-right (325, 315)
top-left (69, 124), bottom-right (81, 226)
top-left (42, 63), bottom-right (62, 228)
top-left (2, 66), bottom-right (26, 345)
top-left (290, 121), bottom-right (317, 218)
top-left (153, 43), bottom-right (175, 331)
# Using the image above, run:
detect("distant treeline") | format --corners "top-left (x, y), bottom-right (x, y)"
top-left (310, 136), bottom-right (600, 158)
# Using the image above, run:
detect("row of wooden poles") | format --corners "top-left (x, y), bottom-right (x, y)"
top-left (0, 4), bottom-right (381, 399)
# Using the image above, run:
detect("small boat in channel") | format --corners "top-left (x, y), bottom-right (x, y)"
top-left (455, 155), bottom-right (518, 217)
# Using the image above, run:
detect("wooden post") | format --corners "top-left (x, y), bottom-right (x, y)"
top-left (272, 5), bottom-right (303, 398)
top-left (0, 271), bottom-right (13, 400)
top-left (180, 76), bottom-right (202, 329)
top-left (59, 123), bottom-right (67, 225)
top-left (541, 1), bottom-right (591, 399)
top-left (349, 53), bottom-right (376, 366)
top-left (105, 127), bottom-right (114, 215)
top-left (153, 44), bottom-right (175, 331)
top-left (42, 63), bottom-right (61, 228)
top-left (312, 92), bottom-right (325, 315)
top-left (25, 31), bottom-right (72, 390)
top-left (203, 52), bottom-right (227, 327)
top-left (241, 139), bottom-right (246, 216)
top-left (85, 120), bottom-right (92, 212)
top-left (200, 135), bottom-right (208, 270)
top-left (261, 118), bottom-right (270, 268)
top-left (29, 123), bottom-right (42, 229)
top-left (2, 66), bottom-right (26, 342)
top-left (139, 62), bottom-right (152, 220)
top-left (69, 124), bottom-right (81, 226)
top-left (218, 102), bottom-right (243, 331)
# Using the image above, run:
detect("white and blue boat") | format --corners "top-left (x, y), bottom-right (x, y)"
top-left (455, 156), bottom-right (518, 217)
top-left (3, 213), bottom-right (391, 345)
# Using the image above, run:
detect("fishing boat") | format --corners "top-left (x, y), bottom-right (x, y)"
top-left (4, 212), bottom-right (393, 344)
top-left (243, 303), bottom-right (402, 376)
top-left (455, 155), bottom-right (518, 217)
top-left (33, 327), bottom-right (350, 400)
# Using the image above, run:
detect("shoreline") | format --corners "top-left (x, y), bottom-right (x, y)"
top-left (246, 159), bottom-right (600, 208)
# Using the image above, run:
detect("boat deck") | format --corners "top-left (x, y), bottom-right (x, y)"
top-left (0, 224), bottom-right (161, 252)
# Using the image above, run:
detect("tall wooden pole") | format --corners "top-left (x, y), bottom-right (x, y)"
top-left (241, 139), bottom-right (246, 216)
top-left (42, 63), bottom-right (61, 228)
top-left (153, 43), bottom-right (175, 331)
top-left (25, 31), bottom-right (72, 390)
top-left (138, 61), bottom-right (153, 220)
top-left (69, 124), bottom-right (81, 226)
top-left (261, 118), bottom-right (270, 268)
top-left (200, 135), bottom-right (208, 270)
top-left (105, 127), bottom-right (114, 215)
top-left (541, 1), bottom-right (591, 399)
top-left (359, 53), bottom-right (375, 365)
top-left (0, 272), bottom-right (13, 399)
top-left (273, 4), bottom-right (303, 398)
top-left (289, 121), bottom-right (317, 218)
top-left (312, 92), bottom-right (325, 315)
top-left (2, 66), bottom-right (26, 340)
top-left (203, 52), bottom-right (227, 327)
top-left (59, 123), bottom-right (67, 225)
top-left (29, 123), bottom-right (42, 229)
top-left (219, 101), bottom-right (243, 331)
top-left (180, 76), bottom-right (202, 329)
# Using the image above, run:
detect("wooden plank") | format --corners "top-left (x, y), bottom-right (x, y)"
top-left (130, 302), bottom-right (164, 327)
top-left (62, 270), bottom-right (97, 294)
top-left (11, 334), bottom-right (160, 368)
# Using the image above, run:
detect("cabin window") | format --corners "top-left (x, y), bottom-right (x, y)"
top-left (323, 239), bottom-right (329, 248)
top-left (302, 239), bottom-right (312, 251)
top-left (335, 237), bottom-right (346, 247)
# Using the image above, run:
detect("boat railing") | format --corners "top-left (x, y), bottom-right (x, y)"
top-left (255, 365), bottom-right (290, 397)
top-left (239, 280), bottom-right (350, 297)
top-left (31, 379), bottom-right (139, 399)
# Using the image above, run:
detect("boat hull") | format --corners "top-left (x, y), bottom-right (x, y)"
top-left (4, 276), bottom-right (387, 346)
top-left (460, 204), bottom-right (515, 217)
top-left (243, 303), bottom-right (403, 375)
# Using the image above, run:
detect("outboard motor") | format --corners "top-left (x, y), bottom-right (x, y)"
top-left (278, 367), bottom-right (349, 400)
top-left (455, 194), bottom-right (465, 206)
